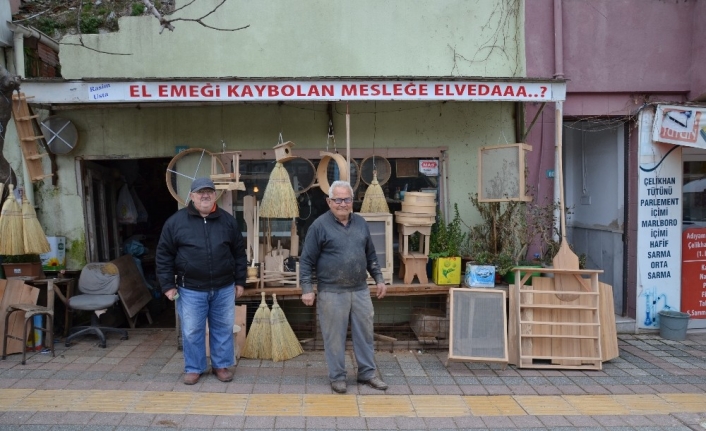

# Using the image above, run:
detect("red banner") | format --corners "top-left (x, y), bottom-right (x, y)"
top-left (681, 228), bottom-right (706, 319)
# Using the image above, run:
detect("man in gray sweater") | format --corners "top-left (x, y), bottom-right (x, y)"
top-left (299, 180), bottom-right (388, 394)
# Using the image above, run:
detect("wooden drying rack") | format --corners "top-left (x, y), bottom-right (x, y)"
top-left (508, 267), bottom-right (604, 370)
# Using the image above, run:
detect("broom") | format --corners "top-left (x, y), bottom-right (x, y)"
top-left (22, 193), bottom-right (50, 254)
top-left (241, 291), bottom-right (272, 359)
top-left (360, 170), bottom-right (389, 213)
top-left (259, 162), bottom-right (299, 219)
top-left (270, 293), bottom-right (303, 362)
top-left (0, 184), bottom-right (25, 255)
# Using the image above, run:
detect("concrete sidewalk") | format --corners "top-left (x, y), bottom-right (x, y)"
top-left (0, 328), bottom-right (704, 430)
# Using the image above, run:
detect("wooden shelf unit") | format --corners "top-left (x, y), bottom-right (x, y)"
top-left (509, 267), bottom-right (603, 370)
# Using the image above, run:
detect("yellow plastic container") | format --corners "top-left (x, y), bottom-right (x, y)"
top-left (432, 257), bottom-right (461, 285)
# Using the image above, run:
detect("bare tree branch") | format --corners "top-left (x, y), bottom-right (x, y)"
top-left (143, 0), bottom-right (175, 33)
top-left (144, 0), bottom-right (250, 33)
top-left (172, 0), bottom-right (198, 15)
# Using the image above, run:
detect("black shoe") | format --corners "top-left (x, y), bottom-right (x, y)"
top-left (357, 376), bottom-right (388, 390)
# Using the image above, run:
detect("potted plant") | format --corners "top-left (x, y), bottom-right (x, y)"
top-left (1, 254), bottom-right (44, 279)
top-left (429, 204), bottom-right (466, 285)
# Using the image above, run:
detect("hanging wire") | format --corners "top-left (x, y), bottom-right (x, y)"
top-left (372, 102), bottom-right (378, 170)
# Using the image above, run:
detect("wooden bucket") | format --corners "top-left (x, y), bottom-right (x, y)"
top-left (401, 202), bottom-right (436, 215)
top-left (403, 192), bottom-right (435, 205)
top-left (394, 211), bottom-right (435, 225)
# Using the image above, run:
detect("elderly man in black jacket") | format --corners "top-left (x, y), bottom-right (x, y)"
top-left (156, 177), bottom-right (247, 385)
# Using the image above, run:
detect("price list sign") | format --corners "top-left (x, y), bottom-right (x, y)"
top-left (682, 228), bottom-right (706, 319)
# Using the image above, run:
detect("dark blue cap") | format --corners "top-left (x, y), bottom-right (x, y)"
top-left (190, 177), bottom-right (215, 192)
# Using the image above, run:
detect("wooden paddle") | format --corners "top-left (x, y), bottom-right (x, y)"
top-left (552, 105), bottom-right (580, 275)
top-left (551, 105), bottom-right (582, 367)
top-left (243, 195), bottom-right (255, 262)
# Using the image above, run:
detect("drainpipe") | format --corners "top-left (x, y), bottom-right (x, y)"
top-left (553, 0), bottom-right (564, 80)
top-left (553, 0), bottom-right (564, 241)
top-left (7, 23), bottom-right (60, 207)
top-left (7, 22), bottom-right (61, 53)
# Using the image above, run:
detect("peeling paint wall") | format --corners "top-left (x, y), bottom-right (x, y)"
top-left (59, 0), bottom-right (525, 79)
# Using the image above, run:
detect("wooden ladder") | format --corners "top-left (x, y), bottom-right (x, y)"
top-left (11, 93), bottom-right (53, 182)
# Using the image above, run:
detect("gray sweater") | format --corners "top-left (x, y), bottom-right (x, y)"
top-left (299, 211), bottom-right (384, 294)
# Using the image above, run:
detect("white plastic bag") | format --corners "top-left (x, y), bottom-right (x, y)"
top-left (129, 187), bottom-right (149, 223)
top-left (117, 184), bottom-right (137, 224)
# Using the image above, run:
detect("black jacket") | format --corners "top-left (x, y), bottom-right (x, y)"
top-left (156, 202), bottom-right (247, 293)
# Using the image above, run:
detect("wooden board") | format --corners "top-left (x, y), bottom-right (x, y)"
top-left (447, 288), bottom-right (507, 367)
top-left (0, 279), bottom-right (40, 356)
top-left (111, 255), bottom-right (153, 327)
top-left (235, 304), bottom-right (246, 359)
top-left (395, 158), bottom-right (418, 177)
top-left (206, 304), bottom-right (247, 359)
top-left (599, 282), bottom-right (619, 361)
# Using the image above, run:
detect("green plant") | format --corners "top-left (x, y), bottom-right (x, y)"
top-left (0, 254), bottom-right (41, 264)
top-left (80, 15), bottom-right (104, 34)
top-left (429, 204), bottom-right (467, 259)
top-left (494, 252), bottom-right (514, 276)
top-left (36, 17), bottom-right (63, 35)
top-left (132, 3), bottom-right (146, 16)
top-left (468, 193), bottom-right (526, 264)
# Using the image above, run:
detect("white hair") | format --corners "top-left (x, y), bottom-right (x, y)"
top-left (328, 180), bottom-right (354, 198)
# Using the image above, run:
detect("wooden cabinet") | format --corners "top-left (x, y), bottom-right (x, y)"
top-left (360, 213), bottom-right (393, 284)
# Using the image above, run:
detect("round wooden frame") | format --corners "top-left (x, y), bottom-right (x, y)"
top-left (165, 148), bottom-right (226, 206)
top-left (360, 155), bottom-right (391, 186)
top-left (282, 156), bottom-right (317, 195)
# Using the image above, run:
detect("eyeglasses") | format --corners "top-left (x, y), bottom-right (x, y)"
top-left (193, 189), bottom-right (215, 195)
top-left (329, 197), bottom-right (352, 205)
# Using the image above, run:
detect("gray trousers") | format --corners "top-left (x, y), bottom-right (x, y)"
top-left (317, 289), bottom-right (377, 382)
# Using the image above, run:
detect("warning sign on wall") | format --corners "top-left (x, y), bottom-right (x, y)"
top-left (419, 160), bottom-right (439, 176)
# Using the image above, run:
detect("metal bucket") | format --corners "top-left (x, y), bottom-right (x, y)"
top-left (658, 310), bottom-right (690, 341)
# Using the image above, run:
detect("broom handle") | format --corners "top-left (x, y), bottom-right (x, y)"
top-left (346, 107), bottom-right (351, 181)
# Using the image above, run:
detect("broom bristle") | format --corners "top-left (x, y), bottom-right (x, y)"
top-left (360, 172), bottom-right (390, 213)
top-left (22, 195), bottom-right (50, 254)
top-left (241, 292), bottom-right (272, 359)
top-left (0, 185), bottom-right (25, 255)
top-left (270, 294), bottom-right (303, 362)
top-left (259, 162), bottom-right (299, 218)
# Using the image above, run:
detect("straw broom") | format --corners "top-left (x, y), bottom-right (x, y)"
top-left (22, 193), bottom-right (50, 254)
top-left (0, 185), bottom-right (25, 255)
top-left (270, 293), bottom-right (303, 362)
top-left (360, 170), bottom-right (389, 213)
top-left (241, 291), bottom-right (272, 359)
top-left (259, 162), bottom-right (299, 219)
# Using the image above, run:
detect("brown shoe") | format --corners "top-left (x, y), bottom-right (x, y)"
top-left (212, 367), bottom-right (233, 382)
top-left (357, 376), bottom-right (388, 391)
top-left (183, 373), bottom-right (201, 385)
top-left (331, 380), bottom-right (347, 394)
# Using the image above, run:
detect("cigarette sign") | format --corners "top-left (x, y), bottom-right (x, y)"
top-left (419, 160), bottom-right (439, 176)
